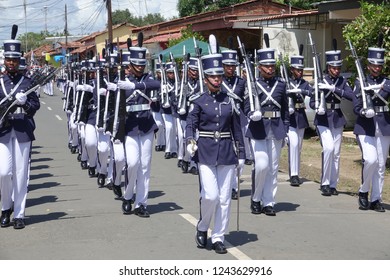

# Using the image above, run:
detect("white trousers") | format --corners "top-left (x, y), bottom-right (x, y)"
top-left (176, 118), bottom-right (188, 161)
top-left (123, 132), bottom-right (154, 208)
top-left (0, 129), bottom-right (31, 218)
top-left (85, 124), bottom-right (98, 168)
top-left (251, 138), bottom-right (282, 207)
top-left (317, 125), bottom-right (343, 188)
top-left (68, 112), bottom-right (79, 147)
top-left (152, 111), bottom-right (165, 147)
top-left (162, 113), bottom-right (177, 153)
top-left (78, 124), bottom-right (88, 162)
top-left (288, 126), bottom-right (305, 177)
top-left (97, 131), bottom-right (111, 175)
top-left (197, 164), bottom-right (235, 243)
top-left (111, 141), bottom-right (126, 186)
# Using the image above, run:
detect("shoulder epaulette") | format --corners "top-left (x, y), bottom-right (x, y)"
top-left (188, 92), bottom-right (203, 102)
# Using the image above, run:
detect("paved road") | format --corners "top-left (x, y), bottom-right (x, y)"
top-left (1, 89), bottom-right (390, 260)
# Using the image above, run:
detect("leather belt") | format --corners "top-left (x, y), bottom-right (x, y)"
top-left (126, 104), bottom-right (150, 112)
top-left (263, 111), bottom-right (281, 118)
top-left (326, 103), bottom-right (340, 110)
top-left (198, 131), bottom-right (231, 139)
top-left (375, 106), bottom-right (389, 113)
top-left (295, 103), bottom-right (305, 109)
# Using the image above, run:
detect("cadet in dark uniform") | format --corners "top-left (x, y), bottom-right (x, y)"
top-left (0, 34), bottom-right (40, 229)
top-left (286, 55), bottom-right (313, 186)
top-left (187, 53), bottom-right (245, 254)
top-left (352, 46), bottom-right (390, 212)
top-left (309, 50), bottom-right (353, 196)
top-left (220, 50), bottom-right (246, 200)
top-left (245, 48), bottom-right (289, 216)
top-left (117, 46), bottom-right (160, 217)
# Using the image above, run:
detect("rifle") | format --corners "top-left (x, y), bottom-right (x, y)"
top-left (95, 53), bottom-right (106, 130)
top-left (159, 54), bottom-right (170, 108)
top-left (237, 36), bottom-right (260, 112)
top-left (348, 39), bottom-right (374, 112)
top-left (103, 42), bottom-right (117, 135)
top-left (308, 32), bottom-right (326, 113)
top-left (0, 67), bottom-right (59, 126)
top-left (177, 51), bottom-right (190, 115)
top-left (193, 37), bottom-right (205, 93)
top-left (278, 50), bottom-right (294, 113)
top-left (169, 52), bottom-right (180, 100)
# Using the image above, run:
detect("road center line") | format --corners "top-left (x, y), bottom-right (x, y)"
top-left (55, 115), bottom-right (62, 121)
top-left (179, 213), bottom-right (252, 260)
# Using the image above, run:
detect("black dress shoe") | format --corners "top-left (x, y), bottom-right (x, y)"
top-left (358, 192), bottom-right (369, 210)
top-left (290, 176), bottom-right (300, 187)
top-left (231, 189), bottom-right (238, 200)
top-left (321, 185), bottom-right (332, 196)
top-left (189, 167), bottom-right (199, 175)
top-left (80, 161), bottom-right (88, 169)
top-left (370, 200), bottom-right (385, 212)
top-left (181, 161), bottom-right (189, 173)
top-left (0, 209), bottom-right (11, 228)
top-left (164, 152), bottom-right (172, 159)
top-left (244, 159), bottom-right (253, 165)
top-left (155, 145), bottom-right (160, 152)
top-left (70, 146), bottom-right (77, 154)
top-left (122, 199), bottom-right (132, 214)
top-left (77, 154), bottom-right (82, 162)
top-left (134, 205), bottom-right (150, 217)
top-left (250, 200), bottom-right (261, 214)
top-left (112, 185), bottom-right (122, 199)
top-left (88, 167), bottom-right (96, 177)
top-left (330, 188), bottom-right (339, 196)
top-left (177, 159), bottom-right (183, 168)
top-left (195, 230), bottom-right (207, 248)
top-left (262, 206), bottom-right (276, 216)
top-left (97, 174), bottom-right (106, 188)
top-left (105, 182), bottom-right (113, 190)
top-left (13, 218), bottom-right (25, 229)
top-left (171, 152), bottom-right (178, 158)
top-left (212, 241), bottom-right (227, 254)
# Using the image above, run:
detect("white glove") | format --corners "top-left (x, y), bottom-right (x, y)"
top-left (318, 83), bottom-right (335, 92)
top-left (249, 110), bottom-right (262, 121)
top-left (316, 107), bottom-right (326, 115)
top-left (99, 88), bottom-right (107, 96)
top-left (286, 88), bottom-right (302, 96)
top-left (106, 82), bottom-right (117, 92)
top-left (364, 84), bottom-right (382, 92)
top-left (15, 92), bottom-right (27, 105)
top-left (68, 81), bottom-right (74, 87)
top-left (117, 79), bottom-right (135, 90)
top-left (237, 159), bottom-right (245, 171)
top-left (186, 140), bottom-right (198, 156)
top-left (83, 84), bottom-right (94, 93)
top-left (364, 108), bottom-right (375, 118)
top-left (289, 107), bottom-right (295, 115)
top-left (76, 85), bottom-right (84, 91)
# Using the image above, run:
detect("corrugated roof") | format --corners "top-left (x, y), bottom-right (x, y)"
top-left (230, 9), bottom-right (319, 23)
top-left (143, 32), bottom-right (181, 44)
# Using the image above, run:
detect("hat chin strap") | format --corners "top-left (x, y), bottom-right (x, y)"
top-left (205, 75), bottom-right (221, 92)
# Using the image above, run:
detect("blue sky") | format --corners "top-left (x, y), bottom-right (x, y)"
top-left (0, 0), bottom-right (179, 42)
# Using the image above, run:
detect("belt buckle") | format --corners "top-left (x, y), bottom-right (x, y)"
top-left (214, 131), bottom-right (220, 139)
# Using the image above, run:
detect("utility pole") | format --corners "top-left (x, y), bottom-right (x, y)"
top-left (24, 0), bottom-right (28, 52)
top-left (106, 0), bottom-right (113, 45)
top-left (43, 6), bottom-right (48, 34)
top-left (65, 4), bottom-right (68, 64)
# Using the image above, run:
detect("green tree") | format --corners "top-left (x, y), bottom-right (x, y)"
top-left (177, 0), bottom-right (246, 17)
top-left (343, 1), bottom-right (390, 76)
top-left (167, 25), bottom-right (204, 48)
top-left (273, 0), bottom-right (319, 9)
top-left (112, 9), bottom-right (166, 26)
top-left (18, 31), bottom-right (62, 53)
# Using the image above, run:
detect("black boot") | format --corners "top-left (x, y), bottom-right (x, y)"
top-left (1, 209), bottom-right (11, 228)
top-left (112, 185), bottom-right (123, 199)
top-left (97, 174), bottom-right (106, 187)
top-left (88, 166), bottom-right (96, 177)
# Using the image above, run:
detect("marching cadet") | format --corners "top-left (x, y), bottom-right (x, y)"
top-left (245, 47), bottom-right (289, 216)
top-left (0, 28), bottom-right (40, 229)
top-left (116, 45), bottom-right (160, 217)
top-left (220, 50), bottom-right (246, 200)
top-left (309, 47), bottom-right (353, 196)
top-left (161, 62), bottom-right (178, 159)
top-left (180, 57), bottom-right (200, 174)
top-left (286, 54), bottom-right (313, 187)
top-left (352, 45), bottom-right (390, 212)
top-left (187, 53), bottom-right (245, 254)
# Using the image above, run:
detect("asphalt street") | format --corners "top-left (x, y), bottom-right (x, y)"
top-left (1, 88), bottom-right (390, 260)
